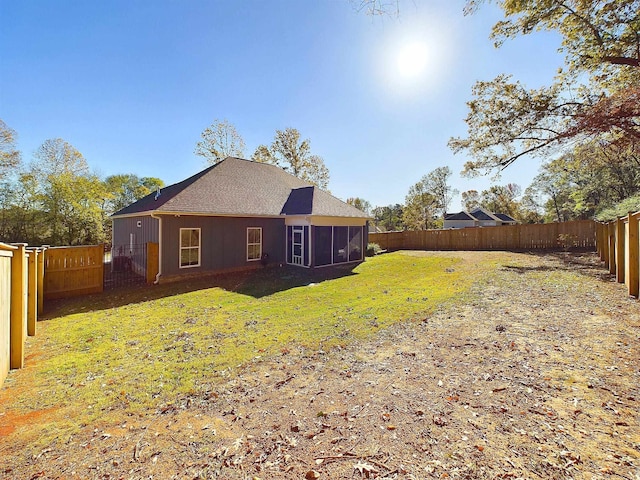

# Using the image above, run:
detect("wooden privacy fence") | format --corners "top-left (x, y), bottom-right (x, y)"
top-left (0, 243), bottom-right (45, 389)
top-left (369, 220), bottom-right (596, 252)
top-left (596, 213), bottom-right (640, 298)
top-left (44, 245), bottom-right (104, 300)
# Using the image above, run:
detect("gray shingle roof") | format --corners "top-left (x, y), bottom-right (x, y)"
top-left (112, 157), bottom-right (369, 219)
top-left (470, 208), bottom-right (497, 221)
top-left (444, 211), bottom-right (476, 221)
top-left (494, 213), bottom-right (517, 222)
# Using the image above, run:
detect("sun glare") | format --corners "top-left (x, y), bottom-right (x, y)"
top-left (396, 41), bottom-right (430, 79)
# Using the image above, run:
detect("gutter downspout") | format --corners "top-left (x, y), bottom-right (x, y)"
top-left (151, 212), bottom-right (162, 284)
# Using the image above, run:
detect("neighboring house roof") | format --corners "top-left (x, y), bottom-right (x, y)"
top-left (444, 208), bottom-right (518, 225)
top-left (444, 211), bottom-right (476, 221)
top-left (112, 157), bottom-right (369, 219)
top-left (469, 207), bottom-right (500, 222)
top-left (494, 213), bottom-right (517, 223)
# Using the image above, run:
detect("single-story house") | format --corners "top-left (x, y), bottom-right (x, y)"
top-left (111, 157), bottom-right (370, 282)
top-left (443, 207), bottom-right (517, 229)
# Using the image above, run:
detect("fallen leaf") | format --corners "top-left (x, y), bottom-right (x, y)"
top-left (353, 461), bottom-right (378, 477)
top-left (305, 470), bottom-right (320, 479)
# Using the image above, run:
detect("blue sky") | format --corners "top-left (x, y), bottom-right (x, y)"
top-left (0, 0), bottom-right (564, 211)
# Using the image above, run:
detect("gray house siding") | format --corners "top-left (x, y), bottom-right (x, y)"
top-left (111, 215), bottom-right (159, 274)
top-left (161, 215), bottom-right (286, 277)
top-left (112, 215), bottom-right (159, 248)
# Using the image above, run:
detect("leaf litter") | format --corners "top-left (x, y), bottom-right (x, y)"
top-left (1, 251), bottom-right (639, 479)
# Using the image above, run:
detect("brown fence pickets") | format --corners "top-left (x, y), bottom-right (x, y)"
top-left (369, 220), bottom-right (596, 252)
top-left (43, 245), bottom-right (104, 300)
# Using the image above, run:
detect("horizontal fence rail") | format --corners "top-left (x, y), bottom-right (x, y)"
top-left (369, 220), bottom-right (596, 252)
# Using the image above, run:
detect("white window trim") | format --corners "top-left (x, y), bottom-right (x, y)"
top-left (179, 227), bottom-right (201, 269)
top-left (247, 227), bottom-right (262, 262)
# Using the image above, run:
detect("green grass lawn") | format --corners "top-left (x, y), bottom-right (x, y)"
top-left (14, 252), bottom-right (497, 440)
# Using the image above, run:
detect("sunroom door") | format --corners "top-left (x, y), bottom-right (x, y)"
top-left (291, 226), bottom-right (304, 266)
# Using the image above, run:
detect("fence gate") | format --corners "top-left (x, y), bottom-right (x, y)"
top-left (44, 245), bottom-right (104, 300)
top-left (103, 243), bottom-right (147, 290)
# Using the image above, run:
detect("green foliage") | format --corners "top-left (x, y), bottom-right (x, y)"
top-left (0, 119), bottom-right (21, 179)
top-left (365, 242), bottom-right (382, 256)
top-left (403, 167), bottom-right (456, 230)
top-left (595, 194), bottom-right (640, 222)
top-left (0, 133), bottom-right (165, 245)
top-left (528, 141), bottom-right (640, 222)
top-left (28, 138), bottom-right (105, 245)
top-left (346, 197), bottom-right (372, 215)
top-left (453, 1), bottom-right (640, 174)
top-left (104, 174), bottom-right (164, 215)
top-left (557, 233), bottom-right (579, 251)
top-left (461, 190), bottom-right (481, 211)
top-left (372, 204), bottom-right (404, 231)
top-left (251, 144), bottom-right (276, 165)
top-left (480, 183), bottom-right (521, 217)
top-left (269, 128), bottom-right (330, 190)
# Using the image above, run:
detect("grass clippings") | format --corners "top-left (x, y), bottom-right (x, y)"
top-left (1, 250), bottom-right (639, 479)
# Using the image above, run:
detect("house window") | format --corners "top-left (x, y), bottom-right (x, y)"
top-left (179, 228), bottom-right (200, 268)
top-left (247, 227), bottom-right (262, 261)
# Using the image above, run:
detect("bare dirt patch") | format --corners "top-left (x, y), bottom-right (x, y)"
top-left (1, 251), bottom-right (639, 479)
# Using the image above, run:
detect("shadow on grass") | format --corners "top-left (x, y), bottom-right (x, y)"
top-left (42, 263), bottom-right (359, 320)
top-left (501, 250), bottom-right (615, 282)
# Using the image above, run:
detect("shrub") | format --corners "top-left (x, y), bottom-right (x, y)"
top-left (557, 233), bottom-right (578, 251)
top-left (366, 242), bottom-right (382, 257)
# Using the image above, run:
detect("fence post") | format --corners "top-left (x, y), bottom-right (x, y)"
top-left (146, 242), bottom-right (159, 284)
top-left (27, 249), bottom-right (38, 336)
top-left (628, 213), bottom-right (639, 298)
top-left (37, 246), bottom-right (47, 312)
top-left (0, 243), bottom-right (16, 388)
top-left (608, 222), bottom-right (616, 275)
top-left (10, 243), bottom-right (27, 370)
top-left (616, 217), bottom-right (625, 283)
top-left (602, 223), bottom-right (610, 269)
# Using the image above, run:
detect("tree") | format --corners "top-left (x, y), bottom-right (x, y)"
top-left (422, 166), bottom-right (458, 217)
top-left (270, 128), bottom-right (330, 190)
top-left (527, 139), bottom-right (640, 221)
top-left (350, 0), bottom-right (399, 16)
top-left (251, 144), bottom-right (276, 164)
top-left (346, 197), bottom-right (372, 215)
top-left (461, 190), bottom-right (481, 211)
top-left (450, 1), bottom-right (640, 175)
top-left (518, 189), bottom-right (545, 224)
top-left (372, 204), bottom-right (404, 231)
top-left (30, 138), bottom-right (106, 245)
top-left (104, 174), bottom-right (164, 214)
top-left (403, 179), bottom-right (439, 230)
top-left (0, 172), bottom-right (44, 244)
top-left (195, 119), bottom-right (246, 165)
top-left (479, 183), bottom-right (522, 218)
top-left (0, 119), bottom-right (21, 179)
top-left (401, 166), bottom-right (457, 230)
